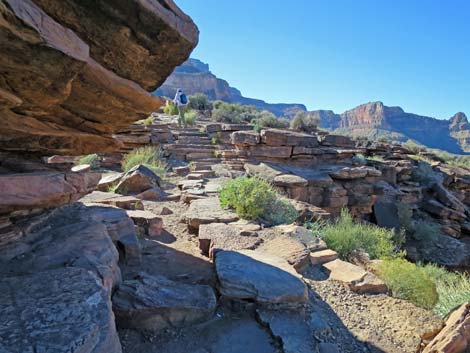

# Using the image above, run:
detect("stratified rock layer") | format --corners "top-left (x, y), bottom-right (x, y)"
top-left (0, 0), bottom-right (198, 155)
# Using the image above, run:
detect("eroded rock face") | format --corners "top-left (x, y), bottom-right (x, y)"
top-left (0, 267), bottom-right (122, 353)
top-left (215, 250), bottom-right (308, 306)
top-left (0, 0), bottom-right (198, 155)
top-left (112, 272), bottom-right (217, 332)
top-left (421, 303), bottom-right (470, 353)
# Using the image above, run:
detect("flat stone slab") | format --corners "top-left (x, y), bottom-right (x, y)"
top-left (310, 249), bottom-right (338, 265)
top-left (112, 272), bottom-right (216, 332)
top-left (98, 172), bottom-right (123, 191)
top-left (80, 191), bottom-right (143, 210)
top-left (215, 250), bottom-right (308, 306)
top-left (323, 259), bottom-right (387, 294)
top-left (259, 236), bottom-right (310, 273)
top-left (183, 198), bottom-right (239, 230)
top-left (257, 309), bottom-right (316, 353)
top-left (277, 224), bottom-right (327, 252)
top-left (0, 267), bottom-right (122, 353)
top-left (198, 223), bottom-right (262, 259)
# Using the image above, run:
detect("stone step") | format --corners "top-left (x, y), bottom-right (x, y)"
top-left (177, 136), bottom-right (211, 144)
top-left (163, 144), bottom-right (216, 151)
top-left (187, 151), bottom-right (217, 160)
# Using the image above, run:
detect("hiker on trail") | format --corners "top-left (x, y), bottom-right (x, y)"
top-left (173, 88), bottom-right (189, 128)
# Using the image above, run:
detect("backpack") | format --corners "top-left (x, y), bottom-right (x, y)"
top-left (180, 93), bottom-right (188, 105)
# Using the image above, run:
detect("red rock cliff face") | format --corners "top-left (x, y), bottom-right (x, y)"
top-left (0, 0), bottom-right (198, 156)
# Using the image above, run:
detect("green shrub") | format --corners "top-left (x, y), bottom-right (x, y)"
top-left (189, 93), bottom-right (212, 111)
top-left (219, 177), bottom-right (297, 225)
top-left (318, 209), bottom-right (403, 260)
top-left (211, 137), bottom-right (218, 145)
top-left (290, 111), bottom-right (320, 133)
top-left (121, 146), bottom-right (166, 176)
top-left (252, 111), bottom-right (289, 131)
top-left (163, 100), bottom-right (179, 116)
top-left (377, 258), bottom-right (438, 310)
top-left (421, 263), bottom-right (470, 317)
top-left (404, 140), bottom-right (424, 154)
top-left (185, 110), bottom-right (198, 126)
top-left (211, 101), bottom-right (260, 123)
top-left (377, 135), bottom-right (390, 144)
top-left (77, 153), bottom-right (100, 169)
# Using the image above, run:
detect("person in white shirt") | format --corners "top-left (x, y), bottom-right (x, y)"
top-left (173, 88), bottom-right (189, 128)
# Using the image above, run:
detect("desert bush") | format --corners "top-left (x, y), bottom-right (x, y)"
top-left (404, 140), bottom-right (424, 154)
top-left (219, 177), bottom-right (297, 225)
top-left (290, 111), bottom-right (320, 133)
top-left (421, 263), bottom-right (470, 317)
top-left (77, 153), bottom-right (100, 169)
top-left (211, 101), bottom-right (260, 123)
top-left (184, 110), bottom-right (198, 126)
top-left (377, 135), bottom-right (390, 144)
top-left (121, 146), bottom-right (166, 176)
top-left (252, 111), bottom-right (289, 131)
top-left (163, 100), bottom-right (179, 116)
top-left (318, 209), bottom-right (403, 260)
top-left (377, 258), bottom-right (438, 310)
top-left (189, 93), bottom-right (212, 111)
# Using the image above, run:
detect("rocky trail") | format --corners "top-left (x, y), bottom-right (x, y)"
top-left (1, 2), bottom-right (469, 350)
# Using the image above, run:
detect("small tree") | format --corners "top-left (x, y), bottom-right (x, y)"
top-left (290, 111), bottom-right (319, 133)
top-left (189, 93), bottom-right (213, 111)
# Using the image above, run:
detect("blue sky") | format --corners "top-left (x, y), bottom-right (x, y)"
top-left (176, 0), bottom-right (469, 119)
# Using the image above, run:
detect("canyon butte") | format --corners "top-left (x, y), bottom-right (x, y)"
top-left (159, 58), bottom-right (470, 154)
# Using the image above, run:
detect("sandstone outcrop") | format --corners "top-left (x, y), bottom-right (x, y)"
top-left (214, 250), bottom-right (308, 306)
top-left (113, 272), bottom-right (217, 332)
top-left (420, 303), bottom-right (470, 353)
top-left (0, 0), bottom-right (198, 156)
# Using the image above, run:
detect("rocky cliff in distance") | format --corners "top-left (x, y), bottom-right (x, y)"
top-left (0, 0), bottom-right (198, 157)
top-left (318, 101), bottom-right (470, 154)
top-left (155, 58), bottom-right (307, 118)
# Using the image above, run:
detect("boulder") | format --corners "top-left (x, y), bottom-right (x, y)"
top-left (0, 267), bottom-right (122, 353)
top-left (323, 259), bottom-right (387, 294)
top-left (329, 167), bottom-right (368, 180)
top-left (421, 303), bottom-right (470, 353)
top-left (310, 249), bottom-right (338, 265)
top-left (183, 198), bottom-right (239, 230)
top-left (423, 199), bottom-right (467, 221)
top-left (257, 309), bottom-right (317, 353)
top-left (0, 171), bottom-right (99, 213)
top-left (374, 201), bottom-right (401, 230)
top-left (260, 129), bottom-right (318, 147)
top-left (115, 165), bottom-right (162, 195)
top-left (215, 250), bottom-right (308, 306)
top-left (273, 174), bottom-right (309, 188)
top-left (80, 191), bottom-right (143, 210)
top-left (198, 223), bottom-right (262, 259)
top-left (0, 0), bottom-right (198, 155)
top-left (319, 134), bottom-right (354, 148)
top-left (259, 236), bottom-right (310, 272)
top-left (432, 182), bottom-right (467, 214)
top-left (112, 272), bottom-right (216, 332)
top-left (277, 224), bottom-right (328, 252)
top-left (98, 172), bottom-right (123, 191)
top-left (248, 146), bottom-right (293, 158)
top-left (231, 131), bottom-right (261, 146)
top-left (126, 210), bottom-right (164, 237)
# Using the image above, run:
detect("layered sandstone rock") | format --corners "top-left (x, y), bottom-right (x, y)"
top-left (0, 0), bottom-right (198, 156)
